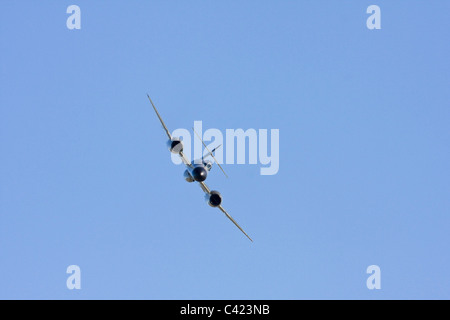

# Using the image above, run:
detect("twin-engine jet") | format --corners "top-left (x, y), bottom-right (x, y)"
top-left (147, 95), bottom-right (253, 242)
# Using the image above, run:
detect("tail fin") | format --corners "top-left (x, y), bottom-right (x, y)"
top-left (203, 144), bottom-right (222, 160)
top-left (193, 128), bottom-right (228, 178)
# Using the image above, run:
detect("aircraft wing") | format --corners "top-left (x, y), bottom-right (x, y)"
top-left (197, 181), bottom-right (253, 242)
top-left (147, 94), bottom-right (193, 168)
top-left (218, 205), bottom-right (253, 242)
top-left (179, 150), bottom-right (193, 168)
top-left (147, 94), bottom-right (172, 140)
top-left (198, 181), bottom-right (211, 194)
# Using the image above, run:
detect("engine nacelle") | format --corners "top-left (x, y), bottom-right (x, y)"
top-left (184, 169), bottom-right (194, 182)
top-left (205, 190), bottom-right (222, 207)
top-left (166, 138), bottom-right (183, 154)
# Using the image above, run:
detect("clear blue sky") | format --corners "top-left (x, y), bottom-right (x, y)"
top-left (1, 1), bottom-right (449, 299)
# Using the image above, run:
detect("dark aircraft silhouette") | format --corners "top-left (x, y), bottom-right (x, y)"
top-left (147, 95), bottom-right (253, 242)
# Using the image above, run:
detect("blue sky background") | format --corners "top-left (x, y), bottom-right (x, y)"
top-left (1, 1), bottom-right (449, 299)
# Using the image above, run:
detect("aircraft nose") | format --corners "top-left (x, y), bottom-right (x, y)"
top-left (192, 167), bottom-right (207, 182)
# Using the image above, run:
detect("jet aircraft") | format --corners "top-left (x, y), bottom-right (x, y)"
top-left (147, 95), bottom-right (253, 242)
